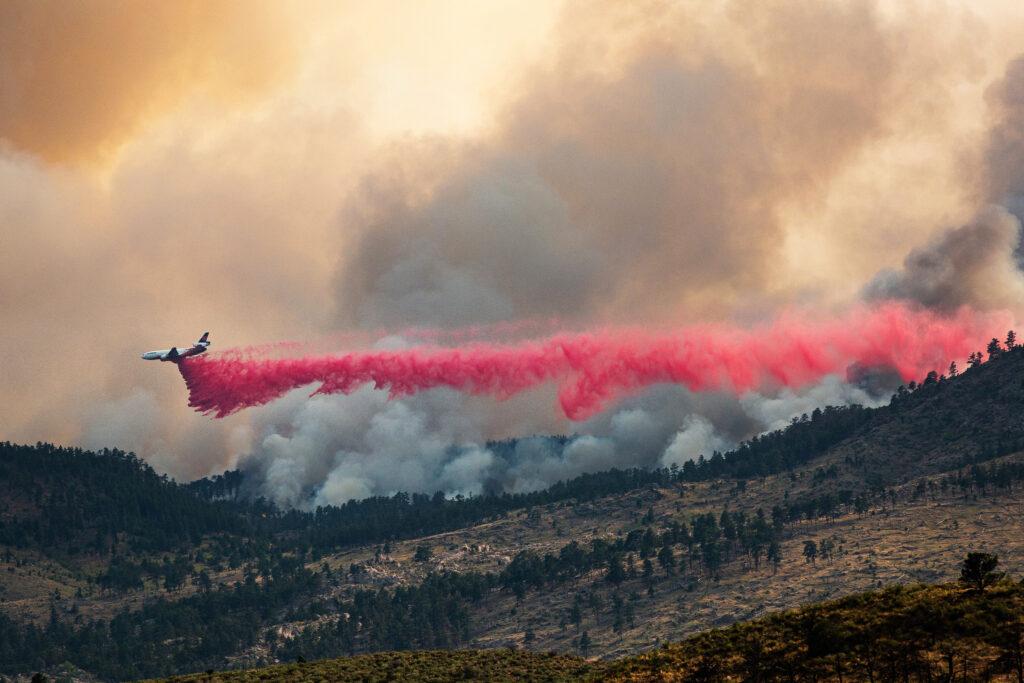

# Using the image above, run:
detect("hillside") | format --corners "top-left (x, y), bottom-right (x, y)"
top-left (151, 575), bottom-right (1024, 682)
top-left (190, 344), bottom-right (1024, 497)
top-left (602, 577), bottom-right (1024, 681)
top-left (3, 346), bottom-right (1024, 679)
top-left (153, 649), bottom-right (597, 683)
top-left (0, 442), bottom-right (254, 555)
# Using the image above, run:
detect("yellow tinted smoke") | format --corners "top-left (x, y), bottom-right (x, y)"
top-left (0, 0), bottom-right (296, 165)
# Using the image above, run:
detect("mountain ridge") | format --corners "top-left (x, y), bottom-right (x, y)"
top-left (3, 343), bottom-right (1024, 679)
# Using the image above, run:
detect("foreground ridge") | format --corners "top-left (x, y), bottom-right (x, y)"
top-left (153, 575), bottom-right (1024, 682)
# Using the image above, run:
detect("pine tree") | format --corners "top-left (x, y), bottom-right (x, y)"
top-left (606, 555), bottom-right (626, 585)
top-left (767, 540), bottom-right (782, 574)
top-left (803, 540), bottom-right (818, 564)
top-left (657, 545), bottom-right (676, 575)
top-left (578, 631), bottom-right (592, 657)
top-left (569, 602), bottom-right (583, 631)
top-left (642, 507), bottom-right (655, 524)
top-left (988, 338), bottom-right (1003, 360)
top-left (960, 552), bottom-right (1004, 592)
top-left (587, 591), bottom-right (604, 619)
top-left (720, 510), bottom-right (737, 541)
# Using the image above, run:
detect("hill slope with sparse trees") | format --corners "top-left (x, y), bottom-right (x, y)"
top-left (4, 337), bottom-right (1024, 679)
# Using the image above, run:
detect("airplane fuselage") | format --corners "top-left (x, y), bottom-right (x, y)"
top-left (141, 346), bottom-right (207, 361)
top-left (142, 332), bottom-right (210, 362)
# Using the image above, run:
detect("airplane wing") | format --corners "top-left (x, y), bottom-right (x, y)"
top-left (166, 347), bottom-right (180, 360)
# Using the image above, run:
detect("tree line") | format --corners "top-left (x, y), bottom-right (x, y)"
top-left (7, 337), bottom-right (1024, 567)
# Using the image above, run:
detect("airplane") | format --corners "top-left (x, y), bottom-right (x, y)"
top-left (142, 332), bottom-right (210, 362)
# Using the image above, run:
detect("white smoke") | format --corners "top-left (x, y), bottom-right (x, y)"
top-left (64, 11), bottom-right (1024, 501)
top-left (229, 372), bottom-right (888, 509)
top-left (739, 375), bottom-right (886, 432)
top-left (661, 416), bottom-right (730, 469)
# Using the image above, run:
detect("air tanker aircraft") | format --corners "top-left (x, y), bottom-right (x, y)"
top-left (142, 332), bottom-right (210, 362)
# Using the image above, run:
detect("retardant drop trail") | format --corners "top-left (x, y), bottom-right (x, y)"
top-left (177, 303), bottom-right (1013, 420)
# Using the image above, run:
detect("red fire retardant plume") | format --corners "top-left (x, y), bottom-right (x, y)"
top-left (177, 304), bottom-right (1012, 420)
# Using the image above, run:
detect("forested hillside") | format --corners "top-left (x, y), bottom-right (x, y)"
top-left (4, 342), bottom-right (1024, 680)
top-left (6, 342), bottom-right (1024, 562)
top-left (153, 559), bottom-right (1024, 682)
top-left (196, 339), bottom-right (1024, 511)
top-left (603, 572), bottom-right (1024, 681)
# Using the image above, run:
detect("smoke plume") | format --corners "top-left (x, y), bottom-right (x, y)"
top-left (863, 206), bottom-right (1024, 311)
top-left (6, 0), bottom-right (1024, 504)
top-left (0, 0), bottom-right (297, 164)
top-left (334, 0), bottom-right (949, 326)
top-left (238, 377), bottom-right (889, 509)
top-left (863, 52), bottom-right (1024, 315)
top-left (986, 54), bottom-right (1024, 215)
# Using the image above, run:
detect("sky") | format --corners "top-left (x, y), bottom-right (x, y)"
top-left (3, 0), bottom-right (1024, 507)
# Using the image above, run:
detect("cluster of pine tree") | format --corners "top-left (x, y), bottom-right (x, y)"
top-left (0, 553), bottom-right (322, 680)
top-left (5, 334), bottom-right (1024, 679)
top-left (603, 557), bottom-right (1024, 682)
top-left (7, 338), bottom-right (1024, 570)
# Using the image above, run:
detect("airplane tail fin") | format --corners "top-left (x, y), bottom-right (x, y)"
top-left (198, 331), bottom-right (209, 344)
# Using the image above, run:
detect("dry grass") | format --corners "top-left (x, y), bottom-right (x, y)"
top-left (6, 450), bottom-right (1024, 663)
top-left (149, 649), bottom-right (597, 683)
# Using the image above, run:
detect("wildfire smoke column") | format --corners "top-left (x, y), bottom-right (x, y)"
top-left (177, 304), bottom-right (1013, 419)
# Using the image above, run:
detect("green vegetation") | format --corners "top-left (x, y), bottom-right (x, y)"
top-left (6, 344), bottom-right (1024, 567)
top-left (0, 442), bottom-right (254, 554)
top-left (961, 552), bottom-right (1006, 593)
top-left (23, 459), bottom-right (1024, 681)
top-left (274, 502), bottom-right (790, 664)
top-left (5, 341), bottom-right (1024, 680)
top-left (0, 481), bottom-right (794, 679)
top-left (0, 553), bottom-right (323, 680)
top-left (603, 576), bottom-right (1024, 681)
top-left (147, 562), bottom-right (1024, 682)
top-left (0, 441), bottom-right (671, 560)
top-left (151, 649), bottom-right (598, 683)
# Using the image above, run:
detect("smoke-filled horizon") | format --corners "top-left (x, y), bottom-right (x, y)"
top-left (5, 1), bottom-right (1024, 507)
top-left (179, 303), bottom-right (1012, 420)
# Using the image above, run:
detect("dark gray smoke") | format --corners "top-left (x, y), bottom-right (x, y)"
top-left (8, 2), bottom-right (1024, 505)
top-left (334, 1), bottom-right (910, 326)
top-left (336, 151), bottom-right (603, 327)
top-left (986, 55), bottom-right (1024, 216)
top-left (863, 205), bottom-right (1024, 311)
top-left (231, 3), bottom-right (1003, 508)
top-left (865, 52), bottom-right (1024, 314)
